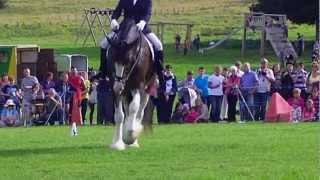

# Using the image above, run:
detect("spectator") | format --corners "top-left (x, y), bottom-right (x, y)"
top-left (235, 61), bottom-right (244, 77)
top-left (45, 88), bottom-right (63, 125)
top-left (311, 87), bottom-right (320, 120)
top-left (178, 70), bottom-right (196, 90)
top-left (175, 34), bottom-right (181, 52)
top-left (0, 99), bottom-right (21, 127)
top-left (1, 74), bottom-right (9, 88)
top-left (288, 88), bottom-right (304, 122)
top-left (88, 81), bottom-right (98, 126)
top-left (80, 72), bottom-right (90, 125)
top-left (97, 78), bottom-right (114, 125)
top-left (55, 73), bottom-right (76, 124)
top-left (31, 83), bottom-right (45, 101)
top-left (239, 63), bottom-right (258, 122)
top-left (156, 65), bottom-right (177, 124)
top-left (21, 68), bottom-right (39, 124)
top-left (224, 66), bottom-right (240, 122)
top-left (307, 62), bottom-right (320, 95)
top-left (193, 34), bottom-right (201, 51)
top-left (220, 67), bottom-right (229, 120)
top-left (41, 72), bottom-right (55, 95)
top-left (2, 77), bottom-right (21, 111)
top-left (271, 64), bottom-right (282, 94)
top-left (296, 33), bottom-right (304, 57)
top-left (194, 67), bottom-right (209, 104)
top-left (303, 99), bottom-right (315, 122)
top-left (184, 107), bottom-right (199, 124)
top-left (255, 58), bottom-right (275, 121)
top-left (292, 62), bottom-right (308, 99)
top-left (208, 65), bottom-right (225, 122)
top-left (195, 98), bottom-right (209, 122)
top-left (281, 62), bottom-right (294, 100)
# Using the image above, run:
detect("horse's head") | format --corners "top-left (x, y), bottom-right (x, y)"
top-left (109, 18), bottom-right (140, 49)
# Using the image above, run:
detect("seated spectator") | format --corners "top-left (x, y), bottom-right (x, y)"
top-left (41, 72), bottom-right (56, 95)
top-left (195, 98), bottom-right (209, 122)
top-left (303, 99), bottom-right (315, 122)
top-left (2, 77), bottom-right (21, 111)
top-left (288, 88), bottom-right (305, 122)
top-left (184, 107), bottom-right (199, 124)
top-left (31, 83), bottom-right (45, 101)
top-left (45, 88), bottom-right (63, 125)
top-left (0, 99), bottom-right (22, 127)
top-left (171, 103), bottom-right (189, 124)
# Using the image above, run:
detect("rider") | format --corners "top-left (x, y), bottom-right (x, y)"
top-left (98, 0), bottom-right (164, 83)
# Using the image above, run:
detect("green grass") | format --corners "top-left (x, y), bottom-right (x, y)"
top-left (0, 123), bottom-right (319, 179)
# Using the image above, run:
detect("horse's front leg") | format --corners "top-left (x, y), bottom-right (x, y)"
top-left (123, 89), bottom-right (142, 145)
top-left (110, 96), bottom-right (126, 150)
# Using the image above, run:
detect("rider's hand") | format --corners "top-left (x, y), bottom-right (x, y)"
top-left (111, 19), bottom-right (119, 31)
top-left (136, 20), bottom-right (146, 31)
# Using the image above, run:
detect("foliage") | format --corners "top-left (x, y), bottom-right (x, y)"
top-left (0, 0), bottom-right (8, 9)
top-left (251, 0), bottom-right (317, 24)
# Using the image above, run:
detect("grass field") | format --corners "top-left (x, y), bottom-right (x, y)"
top-left (0, 123), bottom-right (319, 180)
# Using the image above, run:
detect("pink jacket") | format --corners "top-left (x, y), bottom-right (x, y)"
top-left (287, 97), bottom-right (304, 110)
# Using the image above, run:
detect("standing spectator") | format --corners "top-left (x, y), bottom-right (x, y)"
top-left (194, 67), bottom-right (209, 104)
top-left (41, 72), bottom-right (55, 95)
top-left (55, 73), bottom-right (76, 125)
top-left (287, 88), bottom-right (305, 122)
top-left (224, 66), bottom-right (240, 122)
top-left (220, 67), bottom-right (229, 120)
top-left (193, 34), bottom-right (201, 51)
top-left (235, 61), bottom-right (244, 77)
top-left (239, 63), bottom-right (258, 122)
top-left (97, 78), bottom-right (114, 125)
top-left (69, 67), bottom-right (84, 136)
top-left (0, 99), bottom-right (21, 127)
top-left (88, 81), bottom-right (98, 126)
top-left (175, 34), bottom-right (181, 52)
top-left (255, 58), bottom-right (275, 121)
top-left (271, 64), bottom-right (282, 94)
top-left (1, 74), bottom-right (9, 88)
top-left (80, 72), bottom-right (90, 125)
top-left (45, 88), bottom-right (63, 125)
top-left (183, 40), bottom-right (189, 55)
top-left (281, 62), bottom-right (294, 100)
top-left (307, 62), bottom-right (320, 95)
top-left (292, 62), bottom-right (308, 99)
top-left (297, 33), bottom-right (304, 57)
top-left (157, 65), bottom-right (177, 124)
top-left (21, 68), bottom-right (39, 125)
top-left (178, 70), bottom-right (196, 90)
top-left (208, 65), bottom-right (225, 122)
top-left (311, 87), bottom-right (320, 120)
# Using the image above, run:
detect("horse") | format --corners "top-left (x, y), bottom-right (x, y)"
top-left (107, 18), bottom-right (155, 150)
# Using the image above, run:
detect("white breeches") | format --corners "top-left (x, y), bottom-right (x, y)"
top-left (145, 33), bottom-right (163, 51)
top-left (100, 32), bottom-right (163, 51)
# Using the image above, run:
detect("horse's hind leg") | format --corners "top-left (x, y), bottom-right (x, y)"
top-left (110, 96), bottom-right (126, 150)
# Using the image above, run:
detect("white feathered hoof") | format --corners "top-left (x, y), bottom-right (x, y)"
top-left (110, 141), bottom-right (126, 151)
top-left (123, 130), bottom-right (137, 145)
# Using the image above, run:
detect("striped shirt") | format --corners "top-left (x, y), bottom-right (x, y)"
top-left (292, 69), bottom-right (307, 90)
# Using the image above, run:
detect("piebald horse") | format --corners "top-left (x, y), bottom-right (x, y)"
top-left (107, 18), bottom-right (155, 150)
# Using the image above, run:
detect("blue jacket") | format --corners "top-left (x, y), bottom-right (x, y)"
top-left (194, 75), bottom-right (209, 97)
top-left (112, 0), bottom-right (152, 34)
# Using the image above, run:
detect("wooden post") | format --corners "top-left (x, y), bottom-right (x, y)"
top-left (160, 23), bottom-right (164, 43)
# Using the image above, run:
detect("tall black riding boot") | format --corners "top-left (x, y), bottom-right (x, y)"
top-left (155, 50), bottom-right (165, 86)
top-left (94, 48), bottom-right (108, 79)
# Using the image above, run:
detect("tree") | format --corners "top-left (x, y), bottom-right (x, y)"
top-left (0, 0), bottom-right (8, 9)
top-left (252, 0), bottom-right (318, 39)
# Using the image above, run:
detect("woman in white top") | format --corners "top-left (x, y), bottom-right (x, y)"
top-left (307, 62), bottom-right (320, 94)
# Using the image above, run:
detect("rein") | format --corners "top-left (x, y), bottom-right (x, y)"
top-left (114, 31), bottom-right (143, 91)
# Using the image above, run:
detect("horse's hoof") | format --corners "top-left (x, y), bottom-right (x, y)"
top-left (126, 140), bottom-right (140, 148)
top-left (110, 142), bottom-right (126, 151)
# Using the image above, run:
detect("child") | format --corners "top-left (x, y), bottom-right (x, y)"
top-left (287, 88), bottom-right (305, 122)
top-left (184, 107), bottom-right (199, 124)
top-left (303, 99), bottom-right (315, 122)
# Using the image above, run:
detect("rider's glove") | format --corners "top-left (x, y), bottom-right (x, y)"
top-left (111, 19), bottom-right (120, 31)
top-left (136, 20), bottom-right (146, 31)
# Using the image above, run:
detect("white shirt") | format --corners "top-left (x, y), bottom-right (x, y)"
top-left (257, 68), bottom-right (275, 93)
top-left (208, 74), bottom-right (225, 96)
top-left (133, 0), bottom-right (138, 5)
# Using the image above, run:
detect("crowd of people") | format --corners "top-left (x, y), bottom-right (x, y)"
top-left (0, 67), bottom-right (115, 129)
top-left (1, 57), bottom-right (320, 128)
top-left (154, 59), bottom-right (320, 124)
